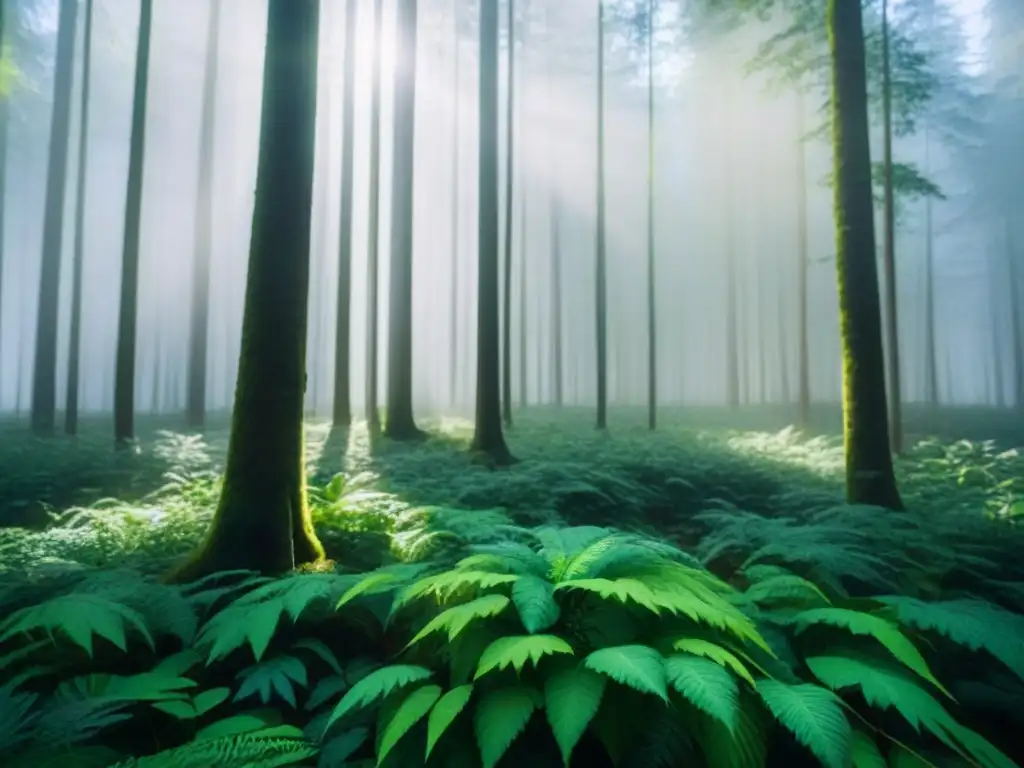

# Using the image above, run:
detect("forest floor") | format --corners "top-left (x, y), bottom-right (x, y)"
top-left (1, 405), bottom-right (1023, 767)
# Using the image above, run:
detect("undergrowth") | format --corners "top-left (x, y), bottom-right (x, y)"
top-left (0, 411), bottom-right (1022, 765)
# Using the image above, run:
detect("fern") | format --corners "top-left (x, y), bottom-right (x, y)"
top-left (324, 665), bottom-right (433, 733)
top-left (755, 679), bottom-right (851, 768)
top-left (406, 594), bottom-right (510, 647)
top-left (583, 645), bottom-right (669, 701)
top-left (665, 654), bottom-right (740, 734)
top-left (107, 732), bottom-right (317, 767)
top-left (474, 686), bottom-right (540, 768)
top-left (425, 684), bottom-right (474, 759)
top-left (544, 667), bottom-right (606, 765)
top-left (234, 654), bottom-right (308, 708)
top-left (474, 634), bottom-right (574, 678)
top-left (377, 684), bottom-right (441, 764)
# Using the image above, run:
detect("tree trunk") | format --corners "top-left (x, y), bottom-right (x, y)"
top-left (471, 0), bottom-right (515, 465)
top-left (383, 0), bottom-right (423, 440)
top-left (551, 196), bottom-right (563, 406)
top-left (333, 0), bottom-right (357, 427)
top-left (518, 185), bottom-right (528, 409)
top-left (114, 0), bottom-right (154, 446)
top-left (724, 83), bottom-right (739, 408)
top-left (1007, 220), bottom-right (1024, 408)
top-left (364, 0), bottom-right (384, 431)
top-left (170, 0), bottom-right (324, 582)
top-left (186, 0), bottom-right (221, 429)
top-left (880, 0), bottom-right (903, 453)
top-left (827, 0), bottom-right (903, 510)
top-left (646, 0), bottom-right (657, 431)
top-left (922, 144), bottom-right (938, 405)
top-left (501, 0), bottom-right (516, 428)
top-left (31, 0), bottom-right (78, 435)
top-left (796, 89), bottom-right (811, 427)
top-left (595, 0), bottom-right (608, 430)
top-left (64, 0), bottom-right (93, 435)
top-left (0, 0), bottom-right (8, 378)
top-left (448, 0), bottom-right (460, 410)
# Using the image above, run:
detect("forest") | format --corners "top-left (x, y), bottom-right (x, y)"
top-left (0, 0), bottom-right (1022, 765)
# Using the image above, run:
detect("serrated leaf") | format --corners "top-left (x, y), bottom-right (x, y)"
top-left (336, 571), bottom-right (400, 610)
top-left (325, 665), bottom-right (432, 734)
top-left (743, 574), bottom-right (831, 607)
top-left (794, 608), bottom-right (951, 697)
top-left (407, 594), bottom-right (510, 648)
top-left (193, 687), bottom-right (231, 715)
top-left (475, 635), bottom-right (573, 679)
top-left (756, 679), bottom-right (851, 768)
top-left (321, 726), bottom-right (370, 766)
top-left (377, 684), bottom-right (442, 765)
top-left (426, 684), bottom-right (474, 760)
top-left (672, 638), bottom-right (755, 686)
top-left (193, 712), bottom-right (278, 741)
top-left (512, 576), bottom-right (560, 633)
top-left (306, 675), bottom-right (348, 712)
top-left (665, 655), bottom-right (739, 734)
top-left (583, 645), bottom-right (668, 701)
top-left (544, 667), bottom-right (606, 765)
top-left (474, 686), bottom-right (539, 768)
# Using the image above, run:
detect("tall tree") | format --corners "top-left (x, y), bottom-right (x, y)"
top-left (365, 0), bottom-right (384, 430)
top-left (171, 0), bottom-right (324, 581)
top-left (384, 0), bottom-right (423, 440)
top-left (448, 1), bottom-right (461, 409)
top-left (30, 0), bottom-right (77, 435)
top-left (501, 0), bottom-right (516, 428)
top-left (595, 0), bottom-right (608, 430)
top-left (796, 89), bottom-right (811, 427)
top-left (645, 0), bottom-right (657, 430)
top-left (65, 0), bottom-right (94, 436)
top-left (471, 0), bottom-right (514, 465)
top-left (113, 0), bottom-right (153, 446)
top-left (332, 0), bottom-right (357, 427)
top-left (828, 0), bottom-right (903, 510)
top-left (879, 0), bottom-right (903, 453)
top-left (550, 196), bottom-right (563, 406)
top-left (186, 0), bottom-right (221, 429)
top-left (0, 0), bottom-right (11, 382)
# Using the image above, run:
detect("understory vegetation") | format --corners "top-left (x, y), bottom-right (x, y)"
top-left (1, 408), bottom-right (1023, 767)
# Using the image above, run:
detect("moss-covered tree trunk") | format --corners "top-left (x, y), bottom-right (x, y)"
top-left (471, 0), bottom-right (514, 466)
top-left (64, 0), bottom-right (94, 436)
top-left (365, 0), bottom-right (384, 431)
top-left (186, 0), bottom-right (221, 429)
top-left (384, 0), bottom-right (423, 441)
top-left (31, 0), bottom-right (77, 436)
top-left (114, 0), bottom-right (153, 447)
top-left (170, 0), bottom-right (324, 581)
top-left (332, 0), bottom-right (357, 428)
top-left (828, 0), bottom-right (903, 510)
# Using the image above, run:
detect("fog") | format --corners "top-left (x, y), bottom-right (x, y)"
top-left (0, 0), bottom-right (1020, 419)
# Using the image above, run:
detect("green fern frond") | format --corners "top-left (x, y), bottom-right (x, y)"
top-left (742, 574), bottom-right (832, 609)
top-left (324, 665), bottom-right (432, 733)
top-left (107, 733), bottom-right (317, 767)
top-left (672, 637), bottom-right (755, 686)
top-left (544, 667), bottom-right (606, 765)
top-left (425, 684), bottom-right (474, 760)
top-left (875, 596), bottom-right (1024, 683)
top-left (511, 575), bottom-right (560, 633)
top-left (474, 634), bottom-right (574, 678)
top-left (463, 542), bottom-right (551, 577)
top-left (406, 594), bottom-right (510, 647)
top-left (377, 684), bottom-right (442, 764)
top-left (474, 686), bottom-right (540, 768)
top-left (665, 654), bottom-right (740, 733)
top-left (755, 679), bottom-right (851, 768)
top-left (235, 654), bottom-right (308, 708)
top-left (394, 570), bottom-right (519, 612)
top-left (583, 644), bottom-right (669, 701)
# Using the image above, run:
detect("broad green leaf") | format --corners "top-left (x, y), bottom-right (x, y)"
top-left (665, 655), bottom-right (739, 734)
top-left (512, 575), bottom-right (560, 633)
top-left (475, 635), bottom-right (573, 679)
top-left (407, 594), bottom-right (510, 648)
top-left (544, 667), bottom-right (606, 765)
top-left (325, 665), bottom-right (432, 733)
top-left (474, 686), bottom-right (539, 768)
top-left (850, 729), bottom-right (885, 768)
top-left (756, 679), bottom-right (851, 768)
top-left (193, 687), bottom-right (231, 715)
top-left (583, 645), bottom-right (668, 702)
top-left (426, 684), bottom-right (474, 760)
top-left (673, 638), bottom-right (755, 686)
top-left (377, 684), bottom-right (442, 765)
top-left (793, 608), bottom-right (951, 697)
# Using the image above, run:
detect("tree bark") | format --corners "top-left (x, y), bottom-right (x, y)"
top-left (796, 89), bottom-right (811, 427)
top-left (364, 0), bottom-right (384, 431)
top-left (31, 0), bottom-right (78, 435)
top-left (501, 0), bottom-right (516, 428)
top-left (384, 0), bottom-right (423, 440)
top-left (170, 0), bottom-right (324, 581)
top-left (828, 0), bottom-right (904, 510)
top-left (646, 0), bottom-right (657, 431)
top-left (471, 0), bottom-right (515, 465)
top-left (65, 0), bottom-right (94, 436)
top-left (595, 0), bottom-right (608, 430)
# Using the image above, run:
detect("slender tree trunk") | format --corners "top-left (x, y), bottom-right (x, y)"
top-left (333, 0), bottom-right (357, 427)
top-left (383, 0), bottom-right (422, 440)
top-left (31, 0), bottom-right (78, 435)
top-left (501, 0), bottom-right (516, 428)
top-left (796, 89), bottom-right (811, 427)
top-left (551, 197), bottom-right (563, 406)
top-left (922, 136), bottom-right (938, 406)
top-left (827, 0), bottom-right (903, 510)
top-left (448, 0), bottom-right (460, 410)
top-left (65, 0), bottom-right (94, 436)
top-left (646, 0), bottom-right (657, 431)
top-left (365, 0), bottom-right (384, 430)
top-left (114, 0), bottom-right (153, 447)
top-left (186, 0), bottom-right (221, 429)
top-left (170, 0), bottom-right (324, 582)
top-left (1007, 220), bottom-right (1024, 408)
top-left (471, 0), bottom-right (514, 465)
top-left (880, 0), bottom-right (903, 453)
top-left (595, 0), bottom-right (608, 430)
top-left (518, 187), bottom-right (528, 409)
top-left (0, 0), bottom-right (9, 378)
